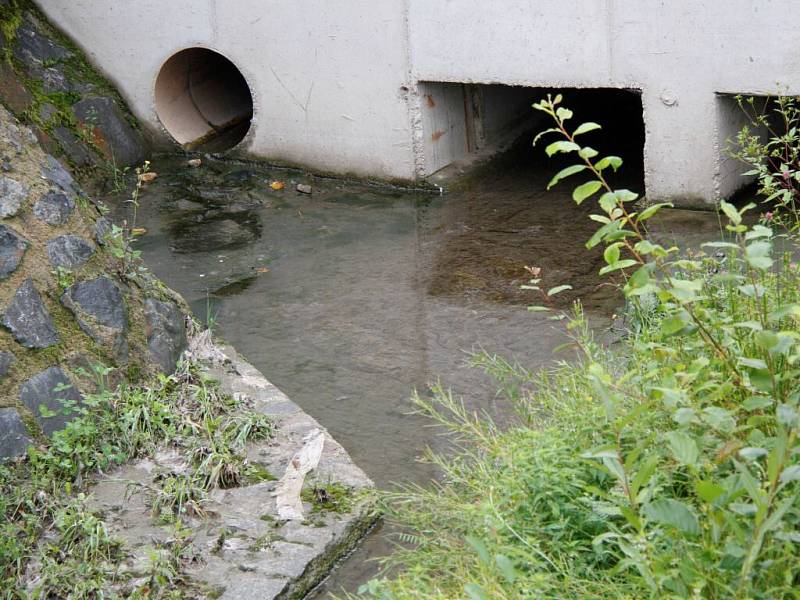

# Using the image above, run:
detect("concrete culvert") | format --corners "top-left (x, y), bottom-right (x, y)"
top-left (154, 48), bottom-right (253, 152)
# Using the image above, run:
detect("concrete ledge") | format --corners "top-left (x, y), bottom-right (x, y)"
top-left (88, 336), bottom-right (375, 599)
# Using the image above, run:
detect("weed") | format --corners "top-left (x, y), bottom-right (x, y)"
top-left (301, 481), bottom-right (354, 514)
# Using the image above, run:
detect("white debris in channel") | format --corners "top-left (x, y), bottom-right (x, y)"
top-left (275, 429), bottom-right (325, 520)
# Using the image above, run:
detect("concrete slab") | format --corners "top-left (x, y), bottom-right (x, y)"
top-left (87, 337), bottom-right (375, 599)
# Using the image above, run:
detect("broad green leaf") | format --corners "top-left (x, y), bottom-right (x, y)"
top-left (661, 313), bottom-right (689, 336)
top-left (547, 284), bottom-right (573, 296)
top-left (587, 221), bottom-right (619, 249)
top-left (547, 164), bottom-right (587, 189)
top-left (631, 454), bottom-right (659, 497)
top-left (556, 107), bottom-right (573, 121)
top-left (777, 404), bottom-right (798, 427)
top-left (527, 305), bottom-right (551, 312)
top-left (745, 224), bottom-right (773, 240)
top-left (673, 407), bottom-right (696, 425)
top-left (739, 447), bottom-right (768, 461)
top-left (578, 146), bottom-right (599, 159)
top-left (598, 259), bottom-right (637, 276)
top-left (465, 584), bottom-right (489, 600)
top-left (696, 480), bottom-right (725, 504)
top-left (639, 202), bottom-right (674, 221)
top-left (603, 244), bottom-right (621, 265)
top-left (495, 554), bottom-right (517, 584)
top-left (594, 155), bottom-right (622, 172)
top-left (598, 192), bottom-right (618, 214)
top-left (719, 199), bottom-right (741, 225)
top-left (545, 140), bottom-right (580, 157)
top-left (780, 465), bottom-right (800, 484)
top-left (627, 264), bottom-right (653, 289)
top-left (745, 241), bottom-right (773, 271)
top-left (743, 396), bottom-right (773, 411)
top-left (533, 127), bottom-right (561, 145)
top-left (665, 431), bottom-right (699, 467)
top-left (739, 357), bottom-right (768, 370)
top-left (643, 498), bottom-right (701, 536)
top-left (465, 535), bottom-right (491, 564)
top-left (755, 330), bottom-right (779, 350)
top-left (573, 122), bottom-right (602, 136)
top-left (614, 189), bottom-right (639, 203)
top-left (573, 180), bottom-right (603, 204)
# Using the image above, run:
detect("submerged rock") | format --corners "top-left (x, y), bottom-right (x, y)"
top-left (46, 234), bottom-right (95, 269)
top-left (61, 276), bottom-right (128, 359)
top-left (0, 224), bottom-right (28, 279)
top-left (0, 175), bottom-right (29, 218)
top-left (143, 298), bottom-right (186, 373)
top-left (170, 217), bottom-right (260, 253)
top-left (19, 366), bottom-right (83, 436)
top-left (0, 408), bottom-right (31, 459)
top-left (2, 278), bottom-right (59, 349)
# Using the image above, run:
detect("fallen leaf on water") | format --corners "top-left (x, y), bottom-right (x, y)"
top-left (270, 181), bottom-right (285, 190)
top-left (139, 172), bottom-right (158, 183)
top-left (131, 227), bottom-right (147, 236)
top-left (255, 267), bottom-right (270, 274)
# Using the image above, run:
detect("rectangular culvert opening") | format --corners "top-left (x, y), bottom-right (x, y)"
top-left (716, 93), bottom-right (778, 201)
top-left (418, 84), bottom-right (645, 185)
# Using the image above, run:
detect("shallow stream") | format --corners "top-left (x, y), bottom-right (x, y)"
top-left (106, 139), bottom-right (716, 596)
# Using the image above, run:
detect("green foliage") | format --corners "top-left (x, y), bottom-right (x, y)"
top-left (356, 96), bottom-right (800, 599)
top-left (0, 359), bottom-right (274, 596)
top-left (729, 95), bottom-right (800, 228)
top-left (301, 481), bottom-right (355, 514)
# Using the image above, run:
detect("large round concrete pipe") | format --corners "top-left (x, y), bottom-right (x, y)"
top-left (154, 48), bottom-right (253, 151)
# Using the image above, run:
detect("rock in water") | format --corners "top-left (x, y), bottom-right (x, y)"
top-left (19, 367), bottom-right (83, 436)
top-left (0, 224), bottom-right (28, 278)
top-left (296, 183), bottom-right (312, 194)
top-left (2, 278), bottom-right (59, 348)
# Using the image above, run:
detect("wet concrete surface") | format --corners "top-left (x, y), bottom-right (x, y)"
top-left (105, 135), bottom-right (715, 596)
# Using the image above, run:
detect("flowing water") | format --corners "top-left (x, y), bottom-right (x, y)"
top-left (106, 136), bottom-right (715, 596)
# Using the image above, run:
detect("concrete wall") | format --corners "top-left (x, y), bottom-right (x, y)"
top-left (407, 0), bottom-right (800, 206)
top-left (38, 0), bottom-right (417, 181)
top-left (38, 0), bottom-right (800, 206)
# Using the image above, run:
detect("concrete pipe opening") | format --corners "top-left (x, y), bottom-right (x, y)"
top-left (154, 48), bottom-right (253, 152)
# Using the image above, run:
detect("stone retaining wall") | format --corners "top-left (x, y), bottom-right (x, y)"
top-left (0, 103), bottom-right (187, 460)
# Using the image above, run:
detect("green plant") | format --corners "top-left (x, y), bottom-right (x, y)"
top-left (51, 266), bottom-right (75, 290)
top-left (301, 481), bottom-right (354, 514)
top-left (729, 95), bottom-right (800, 227)
top-left (0, 357), bottom-right (274, 596)
top-left (357, 96), bottom-right (800, 599)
